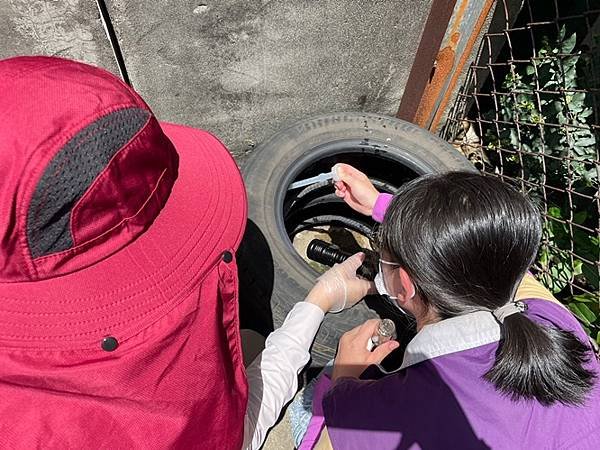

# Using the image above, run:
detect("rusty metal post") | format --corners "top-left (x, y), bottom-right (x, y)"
top-left (397, 0), bottom-right (457, 124)
top-left (397, 0), bottom-right (496, 132)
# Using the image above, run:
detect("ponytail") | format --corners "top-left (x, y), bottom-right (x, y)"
top-left (484, 313), bottom-right (596, 406)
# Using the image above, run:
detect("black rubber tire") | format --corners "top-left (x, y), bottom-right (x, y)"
top-left (240, 112), bottom-right (476, 367)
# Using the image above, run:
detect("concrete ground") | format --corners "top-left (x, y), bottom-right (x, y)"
top-left (262, 407), bottom-right (295, 450)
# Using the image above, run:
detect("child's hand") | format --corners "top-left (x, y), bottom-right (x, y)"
top-left (333, 163), bottom-right (379, 216)
top-left (332, 319), bottom-right (399, 380)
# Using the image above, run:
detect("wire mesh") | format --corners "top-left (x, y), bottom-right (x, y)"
top-left (442, 0), bottom-right (600, 335)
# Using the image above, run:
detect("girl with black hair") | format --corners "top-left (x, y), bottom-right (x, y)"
top-left (294, 164), bottom-right (600, 449)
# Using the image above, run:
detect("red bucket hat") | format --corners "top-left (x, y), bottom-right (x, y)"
top-left (0, 56), bottom-right (248, 448)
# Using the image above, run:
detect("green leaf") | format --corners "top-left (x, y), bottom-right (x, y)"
top-left (569, 303), bottom-right (590, 325)
top-left (585, 168), bottom-right (598, 183)
top-left (596, 331), bottom-right (600, 346)
top-left (573, 211), bottom-right (587, 224)
top-left (572, 294), bottom-right (596, 303)
top-left (578, 303), bottom-right (597, 323)
top-left (573, 259), bottom-right (583, 277)
top-left (557, 25), bottom-right (566, 43)
top-left (547, 206), bottom-right (562, 218)
top-left (573, 137), bottom-right (596, 147)
top-left (562, 59), bottom-right (579, 77)
top-left (569, 303), bottom-right (597, 325)
top-left (509, 128), bottom-right (520, 147)
top-left (571, 92), bottom-right (586, 105)
top-left (561, 32), bottom-right (577, 54)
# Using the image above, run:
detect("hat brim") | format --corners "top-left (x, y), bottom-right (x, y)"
top-left (0, 123), bottom-right (247, 350)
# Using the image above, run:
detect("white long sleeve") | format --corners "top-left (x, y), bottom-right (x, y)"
top-left (242, 302), bottom-right (325, 450)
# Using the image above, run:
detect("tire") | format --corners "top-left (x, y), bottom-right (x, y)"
top-left (239, 112), bottom-right (476, 367)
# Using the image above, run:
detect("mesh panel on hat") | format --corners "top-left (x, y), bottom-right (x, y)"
top-left (27, 107), bottom-right (150, 258)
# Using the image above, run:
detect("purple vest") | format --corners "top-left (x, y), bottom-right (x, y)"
top-left (322, 300), bottom-right (600, 449)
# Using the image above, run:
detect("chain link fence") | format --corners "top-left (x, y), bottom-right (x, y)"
top-left (442, 0), bottom-right (600, 338)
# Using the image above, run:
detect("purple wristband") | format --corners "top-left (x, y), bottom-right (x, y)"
top-left (371, 193), bottom-right (393, 223)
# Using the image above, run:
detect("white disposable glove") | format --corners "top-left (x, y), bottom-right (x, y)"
top-left (305, 252), bottom-right (375, 313)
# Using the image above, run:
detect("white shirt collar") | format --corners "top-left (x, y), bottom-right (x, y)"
top-left (378, 311), bottom-right (501, 374)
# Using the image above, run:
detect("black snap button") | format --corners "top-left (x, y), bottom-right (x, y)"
top-left (222, 251), bottom-right (233, 263)
top-left (101, 336), bottom-right (119, 352)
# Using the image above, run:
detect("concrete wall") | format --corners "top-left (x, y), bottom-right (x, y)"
top-left (1, 0), bottom-right (434, 159)
top-left (0, 0), bottom-right (118, 74)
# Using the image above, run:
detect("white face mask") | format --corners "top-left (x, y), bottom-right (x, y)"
top-left (375, 259), bottom-right (409, 315)
top-left (374, 270), bottom-right (396, 299)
